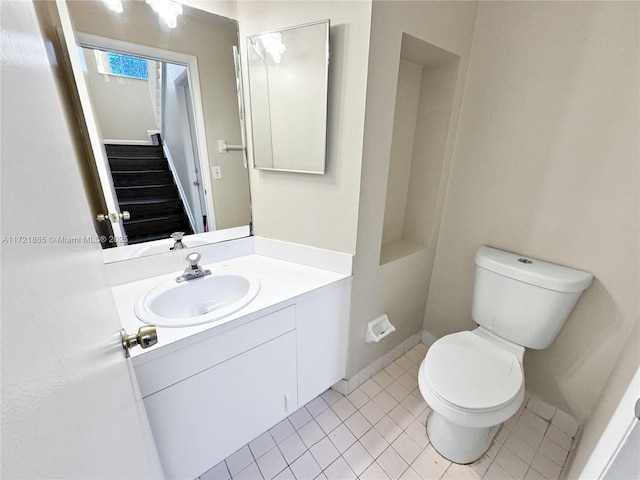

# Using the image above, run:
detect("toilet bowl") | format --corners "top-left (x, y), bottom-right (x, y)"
top-left (418, 328), bottom-right (525, 463)
top-left (417, 246), bottom-right (593, 464)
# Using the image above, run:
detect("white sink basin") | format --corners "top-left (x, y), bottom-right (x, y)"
top-left (134, 272), bottom-right (261, 327)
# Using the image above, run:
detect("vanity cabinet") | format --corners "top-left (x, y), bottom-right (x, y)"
top-left (134, 281), bottom-right (351, 479)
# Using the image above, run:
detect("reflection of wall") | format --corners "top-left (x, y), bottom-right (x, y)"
top-left (267, 24), bottom-right (327, 172)
top-left (425, 0), bottom-right (639, 425)
top-left (82, 48), bottom-right (157, 141)
top-left (68, 0), bottom-right (250, 230)
top-left (238, 0), bottom-right (372, 253)
top-left (163, 64), bottom-right (201, 229)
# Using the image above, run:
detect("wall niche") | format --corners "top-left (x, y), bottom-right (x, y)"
top-left (380, 34), bottom-right (460, 265)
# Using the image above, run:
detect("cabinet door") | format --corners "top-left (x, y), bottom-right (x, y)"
top-left (144, 331), bottom-right (297, 479)
top-left (297, 283), bottom-right (351, 405)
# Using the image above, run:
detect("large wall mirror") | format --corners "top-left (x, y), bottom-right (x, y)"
top-left (56, 0), bottom-right (251, 262)
top-left (246, 20), bottom-right (329, 174)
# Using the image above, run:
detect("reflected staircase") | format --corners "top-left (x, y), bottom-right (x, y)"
top-left (105, 143), bottom-right (193, 245)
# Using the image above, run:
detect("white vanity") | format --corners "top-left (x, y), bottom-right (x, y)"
top-left (108, 237), bottom-right (352, 479)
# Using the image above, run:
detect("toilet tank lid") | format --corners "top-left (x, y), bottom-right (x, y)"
top-left (475, 246), bottom-right (593, 293)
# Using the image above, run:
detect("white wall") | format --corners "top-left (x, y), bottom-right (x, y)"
top-left (424, 1), bottom-right (639, 421)
top-left (348, 1), bottom-right (478, 377)
top-left (237, 0), bottom-right (373, 254)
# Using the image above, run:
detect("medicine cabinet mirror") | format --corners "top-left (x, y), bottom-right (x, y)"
top-left (55, 0), bottom-right (251, 263)
top-left (246, 20), bottom-right (329, 174)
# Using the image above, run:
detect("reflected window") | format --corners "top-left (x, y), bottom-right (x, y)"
top-left (94, 51), bottom-right (149, 80)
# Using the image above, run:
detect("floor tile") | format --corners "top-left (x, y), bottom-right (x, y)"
top-left (495, 447), bottom-right (529, 479)
top-left (273, 467), bottom-right (295, 480)
top-left (373, 390), bottom-right (398, 414)
top-left (550, 410), bottom-right (578, 437)
top-left (332, 397), bottom-right (357, 421)
top-left (503, 435), bottom-right (536, 464)
top-left (384, 362), bottom-right (405, 380)
top-left (298, 419), bottom-right (326, 448)
top-left (201, 461), bottom-right (230, 480)
top-left (446, 462), bottom-right (482, 480)
top-left (343, 441), bottom-right (375, 476)
top-left (388, 404), bottom-right (414, 430)
top-left (360, 400), bottom-right (386, 425)
top-left (278, 432), bottom-right (307, 464)
top-left (256, 447), bottom-right (287, 480)
top-left (270, 419), bottom-right (295, 444)
top-left (405, 419), bottom-right (428, 448)
top-left (411, 451), bottom-right (444, 480)
top-left (346, 388), bottom-right (370, 409)
top-left (316, 408), bottom-right (342, 434)
top-left (396, 372), bottom-right (418, 392)
top-left (324, 456), bottom-right (356, 480)
top-left (344, 411), bottom-right (372, 439)
top-left (483, 462), bottom-right (515, 480)
top-left (394, 355), bottom-right (415, 372)
top-left (424, 445), bottom-right (451, 471)
top-left (544, 425), bottom-right (572, 451)
top-left (372, 371), bottom-right (394, 389)
top-left (310, 436), bottom-right (340, 470)
top-left (399, 466), bottom-right (421, 480)
top-left (328, 423), bottom-right (357, 453)
top-left (538, 437), bottom-right (568, 466)
top-left (226, 446), bottom-right (254, 476)
top-left (387, 382), bottom-right (411, 402)
top-left (306, 396), bottom-right (330, 417)
top-left (377, 446), bottom-right (409, 480)
top-left (531, 451), bottom-right (561, 480)
top-left (527, 396), bottom-right (556, 421)
top-left (391, 432), bottom-right (422, 464)
top-left (322, 389), bottom-right (344, 406)
top-left (289, 407), bottom-right (313, 430)
top-left (469, 455), bottom-right (491, 477)
top-left (361, 379), bottom-right (384, 399)
top-left (519, 409), bottom-right (549, 435)
top-left (290, 451), bottom-right (322, 480)
top-left (249, 431), bottom-right (277, 459)
top-left (360, 461), bottom-right (392, 480)
top-left (360, 427), bottom-right (389, 459)
top-left (233, 461), bottom-right (263, 480)
top-left (405, 348), bottom-right (424, 365)
top-left (375, 416), bottom-right (403, 444)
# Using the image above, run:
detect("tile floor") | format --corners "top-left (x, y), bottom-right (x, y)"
top-left (201, 343), bottom-right (576, 480)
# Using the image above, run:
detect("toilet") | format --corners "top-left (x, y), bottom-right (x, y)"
top-left (418, 246), bottom-right (593, 464)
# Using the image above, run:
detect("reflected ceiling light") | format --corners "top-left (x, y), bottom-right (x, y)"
top-left (259, 33), bottom-right (286, 64)
top-left (103, 0), bottom-right (123, 13)
top-left (145, 0), bottom-right (183, 29)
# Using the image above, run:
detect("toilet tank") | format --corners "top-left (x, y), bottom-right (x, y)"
top-left (472, 246), bottom-right (593, 350)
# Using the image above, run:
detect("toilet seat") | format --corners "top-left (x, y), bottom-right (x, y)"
top-left (422, 331), bottom-right (523, 412)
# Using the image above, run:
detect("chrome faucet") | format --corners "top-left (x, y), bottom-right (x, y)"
top-left (170, 231), bottom-right (186, 250)
top-left (176, 252), bottom-right (211, 283)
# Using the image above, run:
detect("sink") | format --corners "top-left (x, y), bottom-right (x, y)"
top-left (134, 272), bottom-right (261, 327)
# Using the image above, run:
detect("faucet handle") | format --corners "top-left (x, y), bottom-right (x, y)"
top-left (171, 231), bottom-right (185, 241)
top-left (186, 252), bottom-right (201, 267)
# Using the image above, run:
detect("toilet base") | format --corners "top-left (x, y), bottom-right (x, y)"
top-left (426, 411), bottom-right (500, 464)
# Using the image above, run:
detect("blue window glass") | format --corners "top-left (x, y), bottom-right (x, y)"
top-left (107, 53), bottom-right (148, 80)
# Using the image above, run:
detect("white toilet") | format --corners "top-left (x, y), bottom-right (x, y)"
top-left (418, 246), bottom-right (592, 464)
